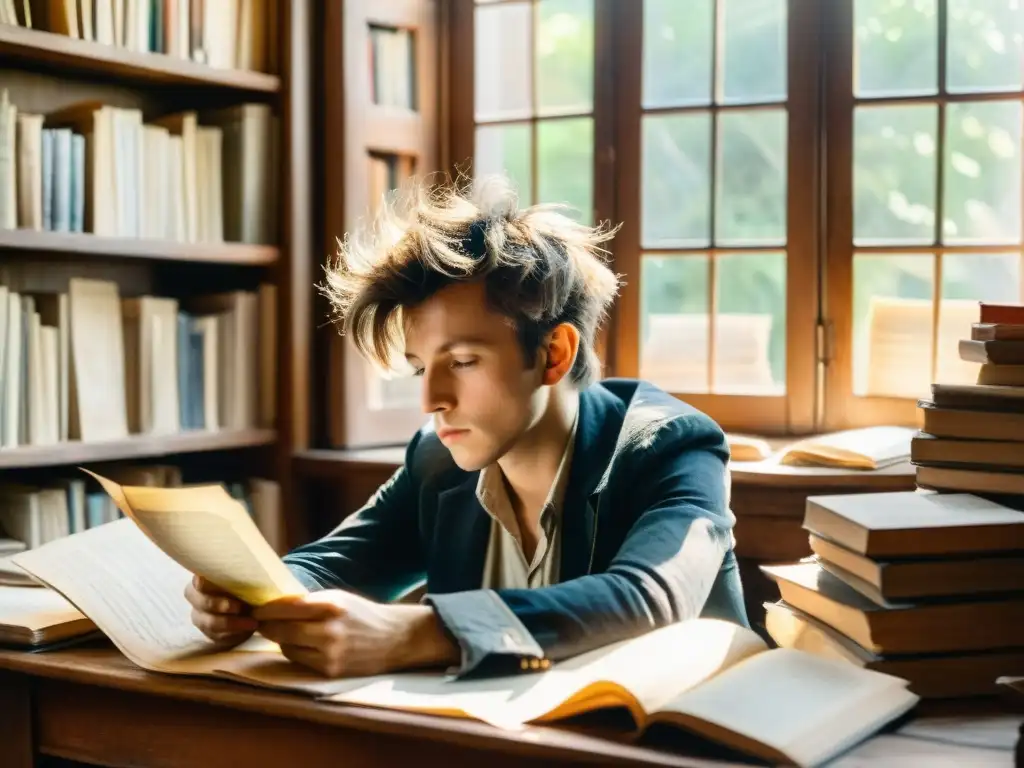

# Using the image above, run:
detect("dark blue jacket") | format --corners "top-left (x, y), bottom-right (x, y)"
top-left (283, 378), bottom-right (748, 676)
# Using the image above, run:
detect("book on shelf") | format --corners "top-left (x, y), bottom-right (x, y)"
top-left (0, 272), bottom-right (276, 449)
top-left (10, 482), bottom-right (918, 767)
top-left (762, 490), bottom-right (1024, 699)
top-left (0, 92), bottom-right (280, 246)
top-left (0, 0), bottom-right (278, 73)
top-left (369, 25), bottom-right (416, 110)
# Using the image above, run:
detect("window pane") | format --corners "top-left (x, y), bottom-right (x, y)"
top-left (714, 252), bottom-right (786, 394)
top-left (476, 123), bottom-right (533, 203)
top-left (536, 0), bottom-right (594, 116)
top-left (475, 3), bottom-right (532, 121)
top-left (942, 100), bottom-right (1023, 245)
top-left (937, 253), bottom-right (1022, 383)
top-left (721, 0), bottom-right (787, 103)
top-left (947, 0), bottom-right (1024, 93)
top-left (537, 117), bottom-right (593, 222)
top-left (854, 0), bottom-right (938, 97)
top-left (640, 255), bottom-right (710, 393)
top-left (854, 104), bottom-right (938, 245)
top-left (716, 109), bottom-right (787, 246)
top-left (642, 0), bottom-right (713, 108)
top-left (642, 113), bottom-right (712, 247)
top-left (853, 254), bottom-right (935, 398)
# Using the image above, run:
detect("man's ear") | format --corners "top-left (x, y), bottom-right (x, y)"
top-left (542, 323), bottom-right (580, 386)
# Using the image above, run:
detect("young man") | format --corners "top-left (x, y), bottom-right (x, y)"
top-left (186, 176), bottom-right (748, 679)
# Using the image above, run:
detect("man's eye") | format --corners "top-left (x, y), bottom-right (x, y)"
top-left (451, 359), bottom-right (477, 370)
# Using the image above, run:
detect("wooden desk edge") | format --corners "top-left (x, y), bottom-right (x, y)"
top-left (0, 648), bottom-right (715, 767)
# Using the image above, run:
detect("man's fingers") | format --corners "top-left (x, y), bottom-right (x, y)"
top-left (192, 608), bottom-right (257, 639)
top-left (185, 581), bottom-right (246, 615)
top-left (258, 619), bottom-right (333, 650)
top-left (252, 595), bottom-right (344, 622)
top-left (193, 574), bottom-right (233, 596)
top-left (279, 643), bottom-right (341, 677)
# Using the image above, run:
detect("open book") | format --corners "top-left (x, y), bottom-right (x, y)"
top-left (778, 427), bottom-right (915, 470)
top-left (12, 475), bottom-right (918, 767)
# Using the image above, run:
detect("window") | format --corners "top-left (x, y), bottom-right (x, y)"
top-left (823, 0), bottom-right (1024, 429)
top-left (451, 0), bottom-right (1023, 434)
top-left (472, 0), bottom-right (596, 222)
top-left (612, 0), bottom-right (819, 433)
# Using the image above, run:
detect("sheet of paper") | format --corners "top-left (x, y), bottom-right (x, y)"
top-left (83, 469), bottom-right (306, 605)
top-left (10, 520), bottom-right (353, 695)
top-left (12, 519), bottom-right (259, 673)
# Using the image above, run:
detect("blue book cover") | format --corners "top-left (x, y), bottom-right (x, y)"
top-left (40, 129), bottom-right (53, 231)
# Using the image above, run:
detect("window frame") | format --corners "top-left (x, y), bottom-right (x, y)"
top-left (610, 0), bottom-right (823, 434)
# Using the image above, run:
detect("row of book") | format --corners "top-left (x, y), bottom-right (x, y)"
top-left (0, 276), bottom-right (276, 448)
top-left (764, 489), bottom-right (1024, 700)
top-left (0, 464), bottom-right (284, 589)
top-left (0, 0), bottom-right (278, 73)
top-left (0, 92), bottom-right (279, 245)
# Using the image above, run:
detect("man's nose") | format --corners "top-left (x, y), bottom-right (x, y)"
top-left (421, 367), bottom-right (455, 414)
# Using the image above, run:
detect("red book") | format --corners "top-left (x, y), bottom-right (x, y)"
top-left (978, 303), bottom-right (1024, 325)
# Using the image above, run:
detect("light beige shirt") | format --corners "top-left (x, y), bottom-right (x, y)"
top-left (477, 410), bottom-right (579, 590)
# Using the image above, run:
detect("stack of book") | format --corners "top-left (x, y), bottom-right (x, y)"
top-left (761, 490), bottom-right (1024, 699)
top-left (911, 302), bottom-right (1024, 498)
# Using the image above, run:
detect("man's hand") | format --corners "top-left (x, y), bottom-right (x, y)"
top-left (185, 575), bottom-right (258, 644)
top-left (252, 590), bottom-right (459, 678)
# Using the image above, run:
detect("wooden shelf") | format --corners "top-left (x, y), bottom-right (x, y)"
top-left (0, 429), bottom-right (277, 470)
top-left (0, 229), bottom-right (278, 265)
top-left (0, 24), bottom-right (280, 93)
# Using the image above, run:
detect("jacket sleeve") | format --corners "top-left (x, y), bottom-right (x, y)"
top-left (282, 436), bottom-right (426, 603)
top-left (425, 413), bottom-right (739, 677)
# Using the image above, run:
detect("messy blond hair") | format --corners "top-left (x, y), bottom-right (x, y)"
top-left (322, 174), bottom-right (621, 388)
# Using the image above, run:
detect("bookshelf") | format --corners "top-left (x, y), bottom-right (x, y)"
top-left (0, 2), bottom-right (314, 551)
top-left (0, 427), bottom-right (276, 469)
top-left (0, 24), bottom-right (281, 93)
top-left (0, 228), bottom-right (277, 265)
top-left (321, 0), bottom-right (439, 452)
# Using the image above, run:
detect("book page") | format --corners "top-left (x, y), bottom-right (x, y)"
top-left (11, 519), bottom-right (376, 695)
top-left (779, 427), bottom-right (915, 469)
top-left (300, 618), bottom-right (767, 729)
top-left (12, 519), bottom-right (239, 674)
top-left (0, 585), bottom-right (90, 632)
top-left (655, 648), bottom-right (918, 766)
top-left (83, 469), bottom-right (306, 605)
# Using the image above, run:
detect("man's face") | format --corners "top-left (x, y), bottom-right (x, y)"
top-left (404, 282), bottom-right (546, 471)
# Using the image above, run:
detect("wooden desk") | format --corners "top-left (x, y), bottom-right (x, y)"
top-left (0, 644), bottom-right (1019, 768)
